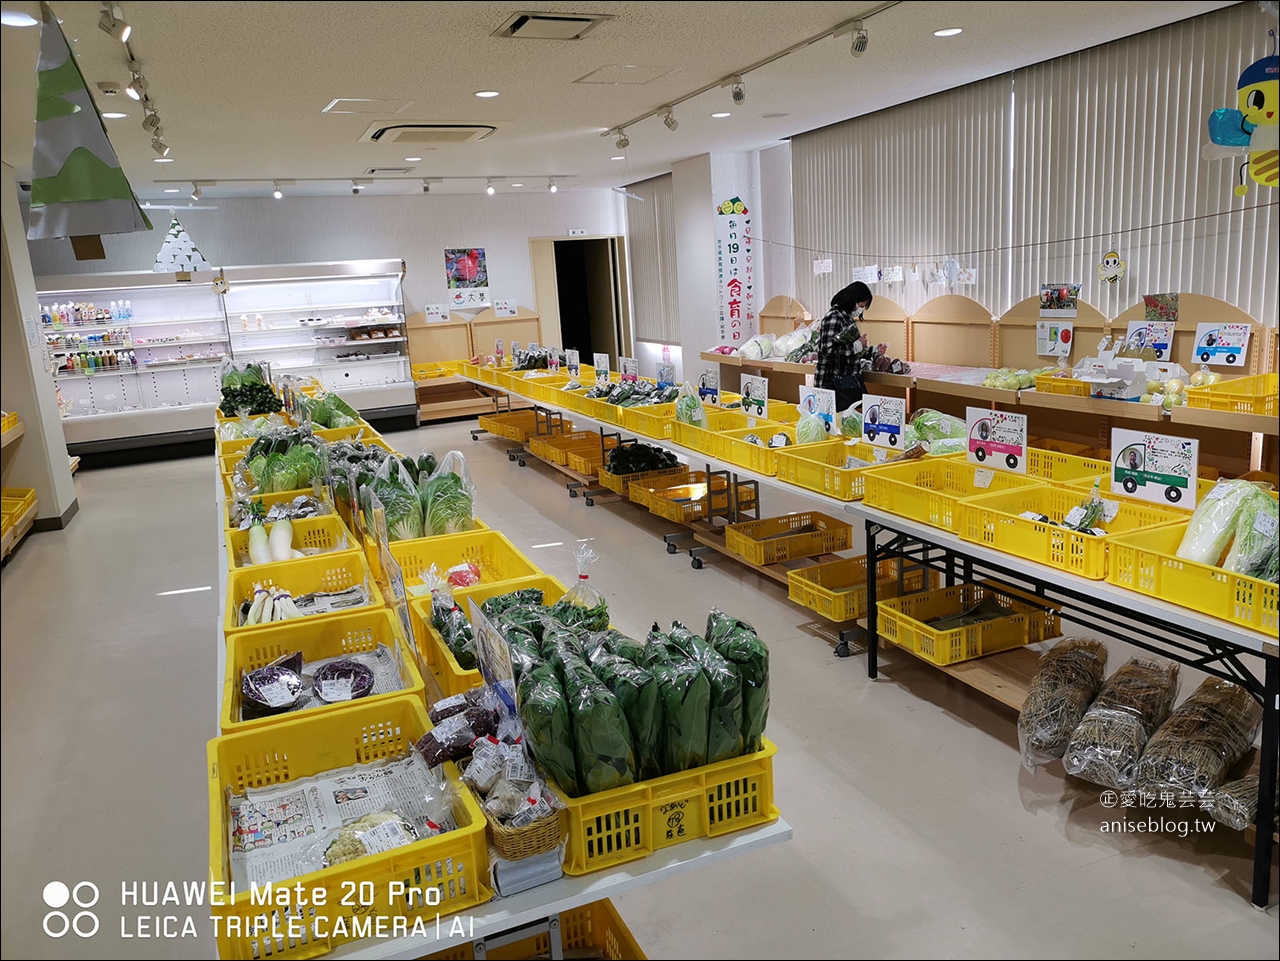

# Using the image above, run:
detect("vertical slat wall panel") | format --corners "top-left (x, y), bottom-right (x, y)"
top-left (791, 5), bottom-right (1278, 325)
top-left (625, 174), bottom-right (681, 343)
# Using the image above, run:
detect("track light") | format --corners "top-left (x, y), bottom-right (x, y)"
top-left (352, 180), bottom-right (368, 196)
top-left (150, 136), bottom-right (169, 156)
top-left (272, 182), bottom-right (283, 200)
top-left (547, 179), bottom-right (557, 193)
top-left (731, 81), bottom-right (745, 105)
top-left (125, 72), bottom-right (147, 101)
top-left (98, 5), bottom-right (130, 42)
top-left (850, 20), bottom-right (868, 56)
top-left (615, 129), bottom-right (630, 150)
top-left (141, 110), bottom-right (161, 133)
top-left (421, 179), bottom-right (430, 194)
top-left (486, 179), bottom-right (495, 196)
top-left (190, 182), bottom-right (202, 201)
top-left (662, 107), bottom-right (678, 132)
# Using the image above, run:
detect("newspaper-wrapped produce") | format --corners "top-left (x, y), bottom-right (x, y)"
top-left (1018, 638), bottom-right (1109, 772)
top-left (706, 609), bottom-right (770, 754)
top-left (1136, 678), bottom-right (1263, 795)
top-left (1063, 658), bottom-right (1180, 789)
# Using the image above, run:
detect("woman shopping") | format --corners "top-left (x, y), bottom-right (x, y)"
top-left (815, 281), bottom-right (875, 410)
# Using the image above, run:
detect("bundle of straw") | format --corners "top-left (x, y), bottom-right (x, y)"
top-left (1063, 658), bottom-right (1180, 790)
top-left (1018, 638), bottom-right (1109, 772)
top-left (1137, 678), bottom-right (1262, 795)
top-left (1210, 773), bottom-right (1279, 831)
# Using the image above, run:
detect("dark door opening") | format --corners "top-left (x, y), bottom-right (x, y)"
top-left (554, 240), bottom-right (594, 359)
top-left (551, 238), bottom-right (622, 365)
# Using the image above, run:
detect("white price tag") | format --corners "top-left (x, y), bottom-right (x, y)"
top-left (1204, 481), bottom-right (1229, 501)
top-left (1063, 506), bottom-right (1088, 527)
top-left (358, 819), bottom-right (413, 854)
top-left (973, 468), bottom-right (994, 488)
top-left (873, 448), bottom-right (888, 463)
top-left (747, 417), bottom-right (757, 429)
top-left (1254, 510), bottom-right (1278, 539)
top-left (1101, 498), bottom-right (1121, 522)
top-left (256, 679), bottom-right (295, 708)
top-left (320, 676), bottom-right (354, 702)
top-left (844, 455), bottom-right (873, 469)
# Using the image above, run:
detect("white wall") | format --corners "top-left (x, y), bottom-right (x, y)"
top-left (27, 191), bottom-right (625, 317)
top-left (758, 143), bottom-right (794, 306)
top-left (670, 154), bottom-right (717, 362)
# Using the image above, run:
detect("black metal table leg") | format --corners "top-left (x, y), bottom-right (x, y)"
top-left (1252, 654), bottom-right (1278, 909)
top-left (866, 518), bottom-right (879, 679)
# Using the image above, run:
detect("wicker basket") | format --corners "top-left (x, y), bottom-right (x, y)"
top-left (458, 758), bottom-right (569, 860)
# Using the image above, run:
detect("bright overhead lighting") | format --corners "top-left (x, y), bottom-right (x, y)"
top-left (547, 179), bottom-right (557, 193)
top-left (663, 106), bottom-right (678, 131)
top-left (1, 10), bottom-right (39, 26)
top-left (474, 90), bottom-right (500, 98)
top-left (610, 155), bottom-right (625, 161)
top-left (272, 181), bottom-right (283, 199)
top-left (153, 157), bottom-right (174, 163)
top-left (150, 136), bottom-right (169, 156)
top-left (710, 111), bottom-right (731, 119)
top-left (933, 27), bottom-right (963, 37)
top-left (125, 73), bottom-right (147, 100)
top-left (486, 179), bottom-right (495, 195)
top-left (190, 183), bottom-right (202, 200)
top-left (163, 187), bottom-right (180, 193)
top-left (405, 156), bottom-right (422, 162)
top-left (98, 6), bottom-right (130, 42)
top-left (510, 182), bottom-right (524, 187)
top-left (102, 111), bottom-right (128, 119)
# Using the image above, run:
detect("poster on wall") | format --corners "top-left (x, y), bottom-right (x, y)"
top-left (862, 394), bottom-right (906, 449)
top-left (966, 406), bottom-right (1028, 473)
top-left (1036, 321), bottom-right (1074, 357)
top-left (740, 374), bottom-right (768, 420)
top-left (1192, 322), bottom-right (1251, 367)
top-left (813, 258), bottom-right (833, 276)
top-left (1110, 428), bottom-right (1199, 510)
top-left (715, 194), bottom-right (757, 344)
top-left (1039, 283), bottom-right (1080, 318)
top-left (445, 248), bottom-right (490, 308)
top-left (851, 265), bottom-right (880, 284)
top-left (1124, 319), bottom-right (1175, 360)
top-left (1143, 292), bottom-right (1179, 323)
top-left (881, 265), bottom-right (904, 283)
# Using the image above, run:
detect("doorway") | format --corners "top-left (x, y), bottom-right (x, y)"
top-left (529, 236), bottom-right (631, 365)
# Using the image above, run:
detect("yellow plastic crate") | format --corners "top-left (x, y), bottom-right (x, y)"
top-left (671, 409), bottom-right (778, 457)
top-left (1062, 473), bottom-right (1229, 510)
top-left (774, 440), bottom-right (893, 501)
top-left (1184, 372), bottom-right (1278, 416)
top-left (207, 696), bottom-right (491, 960)
top-left (477, 365), bottom-right (504, 385)
top-left (555, 739), bottom-right (778, 875)
top-left (1, 487), bottom-right (36, 515)
top-left (0, 412), bottom-right (18, 433)
top-left (1107, 521), bottom-right (1279, 634)
top-left (459, 361), bottom-right (482, 379)
top-left (760, 401), bottom-right (802, 425)
top-left (788, 556), bottom-right (937, 622)
top-left (224, 490), bottom-right (333, 530)
top-left (863, 458), bottom-right (1046, 532)
top-left (725, 511), bottom-right (853, 565)
top-left (423, 898), bottom-right (646, 961)
top-left (408, 575), bottom-right (568, 700)
top-left (877, 582), bottom-right (1060, 666)
top-left (412, 360), bottom-right (462, 380)
top-left (477, 409), bottom-right (541, 442)
top-left (1026, 447), bottom-right (1112, 483)
top-left (567, 447), bottom-right (609, 476)
top-left (1033, 373), bottom-right (1090, 397)
top-left (598, 465), bottom-right (688, 497)
top-left (220, 608), bottom-right (425, 734)
top-left (551, 386), bottom-right (593, 414)
top-left (577, 394), bottom-right (623, 426)
top-left (617, 402), bottom-right (678, 439)
top-left (225, 553), bottom-right (384, 636)
top-left (958, 484), bottom-right (1187, 579)
top-left (224, 514), bottom-right (358, 570)
top-left (648, 479), bottom-right (757, 525)
top-left (390, 529), bottom-right (540, 590)
top-left (628, 469), bottom-right (698, 508)
top-left (531, 431), bottom-right (613, 466)
top-left (718, 427), bottom-right (808, 474)
top-left (525, 374), bottom-right (572, 403)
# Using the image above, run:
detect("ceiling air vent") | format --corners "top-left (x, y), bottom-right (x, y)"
top-left (358, 123), bottom-right (497, 145)
top-left (364, 167), bottom-right (413, 176)
top-left (492, 11), bottom-right (614, 40)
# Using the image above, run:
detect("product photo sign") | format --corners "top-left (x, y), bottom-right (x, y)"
top-left (620, 356), bottom-right (639, 383)
top-left (470, 598), bottom-right (516, 713)
top-left (715, 194), bottom-right (756, 344)
top-left (1125, 319), bottom-right (1175, 360)
top-left (740, 375), bottom-right (768, 419)
top-left (593, 352), bottom-right (611, 387)
top-left (1036, 320), bottom-right (1074, 357)
top-left (565, 349), bottom-right (580, 377)
top-left (657, 363), bottom-right (676, 389)
top-left (699, 367), bottom-right (720, 405)
top-left (1039, 283), bottom-right (1081, 318)
top-left (1192, 322), bottom-right (1251, 367)
top-left (862, 394), bottom-right (906, 448)
top-left (799, 386), bottom-right (837, 435)
top-left (966, 406), bottom-right (1028, 473)
top-left (1110, 428), bottom-right (1200, 509)
top-left (445, 247), bottom-right (490, 307)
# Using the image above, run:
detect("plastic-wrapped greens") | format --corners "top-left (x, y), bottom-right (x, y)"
top-left (675, 381), bottom-right (708, 426)
top-left (651, 636), bottom-right (710, 774)
top-left (559, 649), bottom-right (636, 794)
top-left (589, 628), bottom-right (649, 665)
top-left (705, 610), bottom-right (770, 754)
top-left (1063, 658), bottom-right (1180, 789)
top-left (1136, 679), bottom-right (1263, 795)
top-left (588, 649), bottom-right (662, 780)
top-left (642, 623), bottom-right (673, 669)
top-left (668, 621), bottom-right (742, 764)
top-left (1017, 639), bottom-right (1109, 772)
top-left (795, 410), bottom-right (828, 445)
top-left (909, 408), bottom-right (967, 443)
top-left (839, 404), bottom-right (862, 439)
top-left (1222, 489), bottom-right (1279, 576)
top-left (516, 664), bottom-right (579, 796)
top-left (481, 588), bottom-right (545, 618)
top-left (370, 455), bottom-right (424, 541)
top-left (550, 545), bottom-right (609, 631)
top-left (419, 451), bottom-right (477, 537)
top-left (507, 630), bottom-right (542, 688)
top-left (427, 573), bottom-right (477, 670)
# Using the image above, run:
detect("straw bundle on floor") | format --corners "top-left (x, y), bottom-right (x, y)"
top-left (1018, 638), bottom-right (1109, 772)
top-left (1137, 678), bottom-right (1262, 795)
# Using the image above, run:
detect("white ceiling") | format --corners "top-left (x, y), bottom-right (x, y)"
top-left (1, 0), bottom-right (1234, 199)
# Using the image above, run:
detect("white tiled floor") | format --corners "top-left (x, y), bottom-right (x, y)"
top-left (1, 420), bottom-right (1275, 959)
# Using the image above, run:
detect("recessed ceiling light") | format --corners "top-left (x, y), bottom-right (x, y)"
top-left (475, 90), bottom-right (500, 98)
top-left (405, 156), bottom-right (422, 162)
top-left (163, 188), bottom-right (180, 193)
top-left (102, 111), bottom-right (128, 119)
top-left (1, 10), bottom-right (39, 26)
top-left (710, 111), bottom-right (731, 119)
top-left (933, 27), bottom-right (963, 37)
top-left (610, 155), bottom-right (625, 161)
top-left (153, 157), bottom-right (175, 162)
top-left (510, 182), bottom-right (524, 187)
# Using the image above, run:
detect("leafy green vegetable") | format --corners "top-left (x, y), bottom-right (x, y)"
top-left (369, 456), bottom-right (424, 541)
top-left (909, 409), bottom-right (966, 442)
top-left (653, 653), bottom-right (710, 774)
top-left (219, 382), bottom-right (282, 417)
top-left (589, 649), bottom-right (662, 780)
top-left (839, 406), bottom-right (862, 438)
top-left (517, 664), bottom-right (580, 796)
top-left (550, 597), bottom-right (609, 632)
top-left (1223, 487), bottom-right (1278, 576)
top-left (420, 452), bottom-right (476, 537)
top-left (589, 628), bottom-right (648, 665)
top-left (605, 443), bottom-right (679, 475)
top-left (430, 602), bottom-right (477, 669)
top-left (668, 622), bottom-right (742, 764)
top-left (675, 383), bottom-right (707, 426)
top-left (706, 610), bottom-right (770, 754)
top-left (481, 588), bottom-right (545, 618)
top-left (559, 648), bottom-right (636, 794)
top-left (795, 411), bottom-right (827, 445)
top-left (417, 452), bottom-right (438, 478)
top-left (1177, 481), bottom-right (1259, 565)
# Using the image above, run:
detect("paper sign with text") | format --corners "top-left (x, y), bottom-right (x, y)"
top-left (740, 375), bottom-right (768, 419)
top-left (424, 304), bottom-right (448, 323)
top-left (657, 363), bottom-right (676, 390)
top-left (851, 264), bottom-right (880, 284)
top-left (799, 386), bottom-right (838, 435)
top-left (699, 367), bottom-right (720, 405)
top-left (593, 352), bottom-right (611, 388)
top-left (881, 265), bottom-right (904, 283)
top-left (1192, 322), bottom-right (1250, 368)
top-left (1036, 320), bottom-right (1074, 357)
top-left (1110, 428), bottom-right (1199, 509)
top-left (565, 349), bottom-right (580, 377)
top-left (620, 356), bottom-right (639, 383)
top-left (813, 258), bottom-right (833, 276)
top-left (862, 394), bottom-right (906, 449)
top-left (966, 406), bottom-right (1028, 473)
top-left (494, 300), bottom-right (518, 318)
top-left (1125, 320), bottom-right (1175, 361)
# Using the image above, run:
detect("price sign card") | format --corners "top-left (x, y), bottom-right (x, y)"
top-left (593, 352), bottom-right (611, 388)
top-left (966, 406), bottom-right (1028, 473)
top-left (424, 304), bottom-right (448, 323)
top-left (1110, 428), bottom-right (1199, 509)
top-left (698, 367), bottom-right (720, 405)
top-left (657, 363), bottom-right (676, 390)
top-left (1036, 320), bottom-right (1073, 357)
top-left (620, 356), bottom-right (639, 383)
top-left (862, 394), bottom-right (906, 449)
top-left (740, 375), bottom-right (769, 419)
top-left (469, 599), bottom-right (516, 713)
top-left (1125, 320), bottom-right (1175, 361)
top-left (565, 349), bottom-right (580, 377)
top-left (799, 386), bottom-right (838, 435)
top-left (494, 300), bottom-right (518, 318)
top-left (1192, 322), bottom-right (1251, 368)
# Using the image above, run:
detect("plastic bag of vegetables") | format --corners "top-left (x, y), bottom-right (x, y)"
top-left (1136, 678), bottom-right (1262, 795)
top-left (1176, 480), bottom-right (1273, 571)
top-left (549, 544), bottom-right (609, 631)
top-left (839, 403), bottom-right (863, 439)
top-left (795, 410), bottom-right (829, 445)
top-left (425, 567), bottom-right (478, 670)
top-left (909, 409), bottom-right (966, 443)
top-left (419, 451), bottom-right (477, 537)
top-left (738, 333), bottom-right (775, 362)
top-left (652, 645), bottom-right (711, 774)
top-left (675, 381), bottom-right (708, 426)
top-left (587, 649), bottom-right (662, 780)
top-left (368, 456), bottom-right (423, 541)
top-left (559, 647), bottom-right (636, 794)
top-left (516, 665), bottom-right (580, 796)
top-left (706, 609), bottom-right (770, 754)
top-left (667, 621), bottom-right (742, 764)
top-left (1017, 638), bottom-right (1108, 772)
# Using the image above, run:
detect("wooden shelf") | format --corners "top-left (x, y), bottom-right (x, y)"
top-left (1, 423), bottom-right (24, 449)
top-left (69, 455), bottom-right (81, 474)
top-left (700, 351), bottom-right (742, 366)
top-left (1171, 405), bottom-right (1279, 436)
top-left (1017, 390), bottom-right (1168, 422)
top-left (861, 372), bottom-right (913, 390)
top-left (935, 646), bottom-right (1042, 710)
top-left (1, 501), bottom-right (37, 559)
top-left (766, 359), bottom-right (816, 375)
top-left (914, 378), bottom-right (1010, 404)
top-left (417, 396), bottom-right (505, 422)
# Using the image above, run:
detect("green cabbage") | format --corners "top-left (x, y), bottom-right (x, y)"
top-left (419, 452), bottom-right (476, 536)
top-left (1177, 481), bottom-right (1258, 565)
top-left (839, 406), bottom-right (862, 438)
top-left (1222, 488), bottom-right (1279, 576)
top-left (795, 411), bottom-right (827, 445)
top-left (910, 409), bottom-right (966, 442)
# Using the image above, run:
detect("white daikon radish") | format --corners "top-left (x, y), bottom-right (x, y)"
top-left (247, 522), bottom-right (272, 566)
top-left (268, 518), bottom-right (294, 562)
top-left (245, 584), bottom-right (269, 625)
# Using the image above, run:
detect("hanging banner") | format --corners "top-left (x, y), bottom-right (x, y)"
top-left (715, 194), bottom-right (757, 344)
top-left (1192, 322), bottom-right (1251, 367)
top-left (799, 386), bottom-right (837, 435)
top-left (1036, 321), bottom-right (1074, 357)
top-left (862, 394), bottom-right (906, 448)
top-left (1110, 429), bottom-right (1199, 509)
top-left (966, 406), bottom-right (1028, 473)
top-left (698, 367), bottom-right (720, 405)
top-left (740, 374), bottom-right (768, 420)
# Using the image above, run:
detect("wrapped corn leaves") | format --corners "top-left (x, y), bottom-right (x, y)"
top-left (559, 649), bottom-right (636, 794)
top-left (516, 665), bottom-right (579, 797)
top-left (1018, 638), bottom-right (1108, 772)
top-left (706, 609), bottom-right (771, 754)
top-left (589, 649), bottom-right (663, 780)
top-left (1136, 678), bottom-right (1262, 795)
top-left (669, 621), bottom-right (742, 765)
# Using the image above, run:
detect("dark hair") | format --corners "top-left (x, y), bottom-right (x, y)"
top-left (831, 281), bottom-right (873, 313)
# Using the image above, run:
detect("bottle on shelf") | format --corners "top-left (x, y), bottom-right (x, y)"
top-left (124, 299), bottom-right (133, 320)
